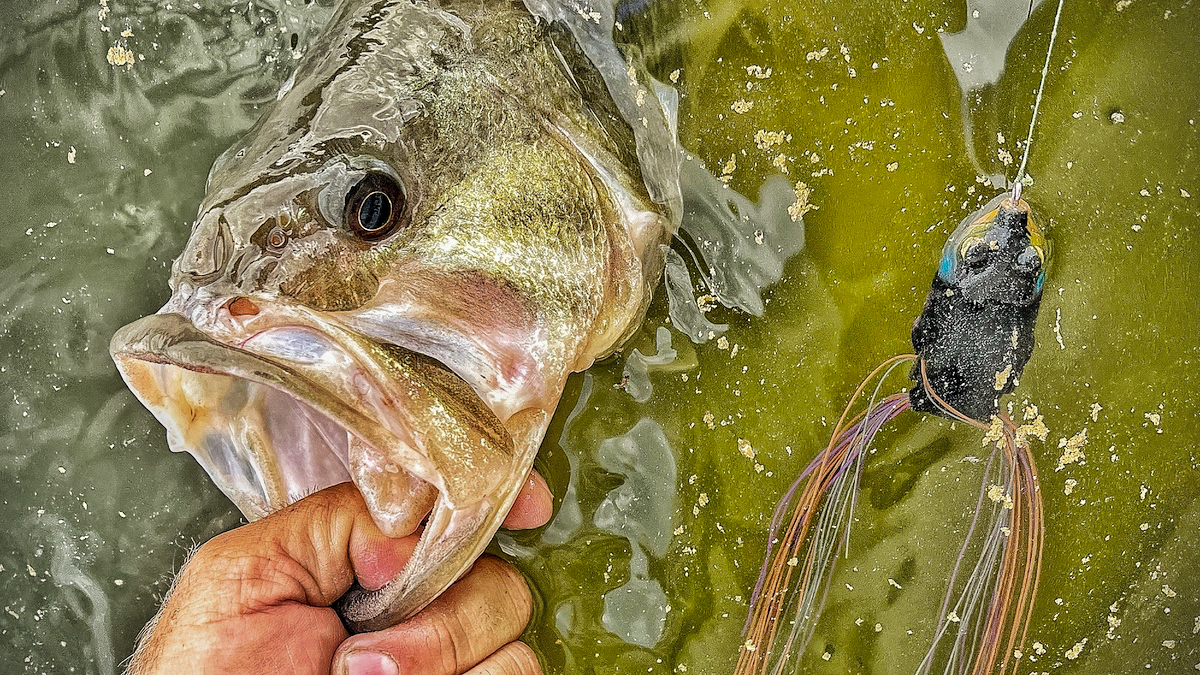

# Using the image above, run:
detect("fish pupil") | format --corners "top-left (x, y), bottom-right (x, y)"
top-left (358, 191), bottom-right (392, 232)
top-left (344, 172), bottom-right (406, 240)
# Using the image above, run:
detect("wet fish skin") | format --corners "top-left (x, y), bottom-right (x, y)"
top-left (111, 0), bottom-right (677, 632)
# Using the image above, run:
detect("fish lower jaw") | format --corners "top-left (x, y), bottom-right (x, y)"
top-left (111, 314), bottom-right (518, 532)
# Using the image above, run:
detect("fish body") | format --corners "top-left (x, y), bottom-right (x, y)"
top-left (110, 0), bottom-right (678, 631)
top-left (909, 193), bottom-right (1047, 421)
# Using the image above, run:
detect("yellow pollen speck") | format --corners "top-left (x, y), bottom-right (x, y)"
top-left (1016, 409), bottom-right (1048, 445)
top-left (982, 416), bottom-right (1007, 449)
top-left (1065, 638), bottom-right (1087, 660)
top-left (993, 364), bottom-right (1013, 391)
top-left (986, 485), bottom-right (1015, 509)
top-left (806, 46), bottom-right (830, 61)
top-left (754, 129), bottom-right (790, 150)
top-left (1055, 428), bottom-right (1088, 471)
top-left (719, 155), bottom-right (737, 184)
top-left (106, 45), bottom-right (134, 67)
top-left (788, 181), bottom-right (818, 221)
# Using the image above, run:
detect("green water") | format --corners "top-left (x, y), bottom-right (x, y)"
top-left (2, 0), bottom-right (1198, 673)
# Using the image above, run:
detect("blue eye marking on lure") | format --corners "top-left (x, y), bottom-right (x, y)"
top-left (938, 250), bottom-right (956, 280)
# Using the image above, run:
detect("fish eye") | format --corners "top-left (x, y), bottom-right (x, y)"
top-left (345, 173), bottom-right (406, 240)
top-left (959, 237), bottom-right (989, 265)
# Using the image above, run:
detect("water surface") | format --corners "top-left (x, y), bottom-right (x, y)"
top-left (1, 0), bottom-right (1198, 673)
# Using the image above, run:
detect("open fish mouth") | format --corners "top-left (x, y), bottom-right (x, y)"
top-left (111, 309), bottom-right (534, 630)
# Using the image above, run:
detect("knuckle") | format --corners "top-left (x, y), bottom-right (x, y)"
top-left (425, 607), bottom-right (470, 674)
top-left (477, 642), bottom-right (542, 675)
top-left (475, 557), bottom-right (533, 623)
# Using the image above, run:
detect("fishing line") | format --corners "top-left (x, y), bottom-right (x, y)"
top-left (1012, 0), bottom-right (1066, 202)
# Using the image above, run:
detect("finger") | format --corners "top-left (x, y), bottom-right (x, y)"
top-left (463, 642), bottom-right (543, 675)
top-left (131, 483), bottom-right (410, 673)
top-left (333, 556), bottom-right (534, 675)
top-left (500, 469), bottom-right (553, 530)
top-left (200, 482), bottom-right (412, 608)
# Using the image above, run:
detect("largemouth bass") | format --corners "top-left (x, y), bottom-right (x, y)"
top-left (110, 0), bottom-right (679, 632)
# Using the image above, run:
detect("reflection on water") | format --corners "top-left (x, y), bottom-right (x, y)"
top-left (2, 0), bottom-right (1199, 673)
top-left (595, 418), bottom-right (676, 648)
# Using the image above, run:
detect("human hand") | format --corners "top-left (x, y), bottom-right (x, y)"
top-left (127, 475), bottom-right (553, 674)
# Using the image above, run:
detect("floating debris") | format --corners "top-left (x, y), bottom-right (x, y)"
top-left (1055, 428), bottom-right (1088, 471)
top-left (754, 129), bottom-right (790, 151)
top-left (106, 45), bottom-right (134, 67)
top-left (787, 181), bottom-right (818, 221)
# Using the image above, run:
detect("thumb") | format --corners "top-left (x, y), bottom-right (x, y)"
top-left (128, 483), bottom-right (409, 674)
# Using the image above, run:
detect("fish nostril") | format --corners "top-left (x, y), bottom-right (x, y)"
top-left (226, 296), bottom-right (260, 317)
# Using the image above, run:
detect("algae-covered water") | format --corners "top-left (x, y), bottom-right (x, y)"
top-left (2, 0), bottom-right (1198, 673)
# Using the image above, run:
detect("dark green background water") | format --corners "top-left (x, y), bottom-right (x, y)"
top-left (1, 0), bottom-right (1197, 673)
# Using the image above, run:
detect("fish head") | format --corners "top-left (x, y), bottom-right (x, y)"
top-left (936, 192), bottom-right (1048, 306)
top-left (111, 0), bottom-right (674, 630)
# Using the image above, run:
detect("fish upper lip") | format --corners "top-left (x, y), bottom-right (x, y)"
top-left (110, 309), bottom-right (514, 511)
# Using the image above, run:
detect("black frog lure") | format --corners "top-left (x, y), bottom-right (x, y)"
top-left (736, 190), bottom-right (1050, 675)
